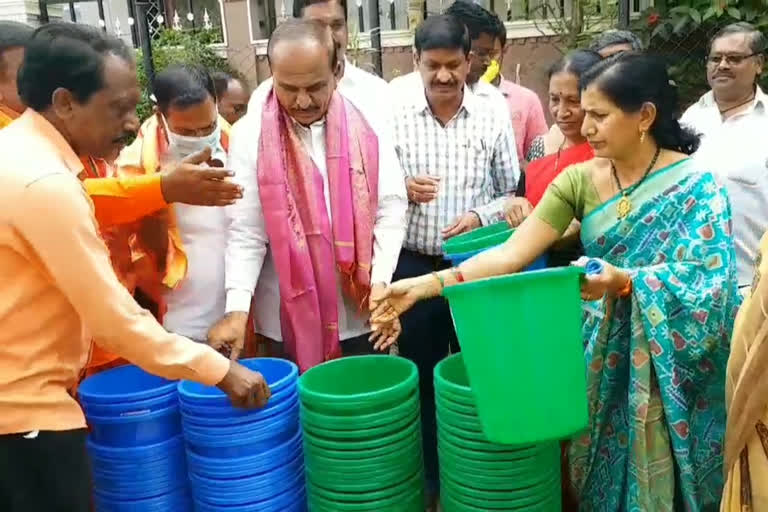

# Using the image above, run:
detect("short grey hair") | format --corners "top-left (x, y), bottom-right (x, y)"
top-left (589, 30), bottom-right (644, 53)
top-left (710, 22), bottom-right (766, 55)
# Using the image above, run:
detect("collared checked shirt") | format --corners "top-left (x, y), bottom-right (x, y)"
top-left (391, 84), bottom-right (520, 256)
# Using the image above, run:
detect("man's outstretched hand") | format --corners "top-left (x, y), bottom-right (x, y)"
top-left (216, 360), bottom-right (271, 409)
top-left (161, 147), bottom-right (243, 207)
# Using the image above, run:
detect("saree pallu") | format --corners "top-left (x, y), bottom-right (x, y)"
top-left (525, 142), bottom-right (594, 207)
top-left (722, 232), bottom-right (768, 511)
top-left (570, 159), bottom-right (740, 511)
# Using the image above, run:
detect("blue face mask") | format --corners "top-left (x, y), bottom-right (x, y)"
top-left (163, 116), bottom-right (225, 164)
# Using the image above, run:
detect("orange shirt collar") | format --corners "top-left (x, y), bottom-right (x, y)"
top-left (15, 109), bottom-right (83, 177)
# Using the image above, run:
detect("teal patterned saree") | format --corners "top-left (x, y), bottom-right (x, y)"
top-left (570, 159), bottom-right (740, 511)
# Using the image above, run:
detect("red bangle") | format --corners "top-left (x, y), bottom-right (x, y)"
top-left (451, 267), bottom-right (465, 283)
top-left (616, 276), bottom-right (632, 298)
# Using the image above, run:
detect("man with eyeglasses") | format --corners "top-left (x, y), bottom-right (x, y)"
top-left (681, 22), bottom-right (767, 293)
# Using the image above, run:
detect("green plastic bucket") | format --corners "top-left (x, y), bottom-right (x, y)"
top-left (299, 356), bottom-right (418, 414)
top-left (440, 484), bottom-right (561, 512)
top-left (435, 395), bottom-right (477, 416)
top-left (442, 267), bottom-right (588, 444)
top-left (442, 229), bottom-right (514, 256)
top-left (307, 465), bottom-right (423, 496)
top-left (300, 392), bottom-right (419, 431)
top-left (303, 405), bottom-right (420, 440)
top-left (308, 478), bottom-right (423, 511)
top-left (302, 424), bottom-right (420, 460)
top-left (442, 222), bottom-right (510, 254)
top-left (441, 471), bottom-right (560, 509)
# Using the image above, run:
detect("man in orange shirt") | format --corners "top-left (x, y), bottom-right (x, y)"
top-left (1, 21), bottom-right (243, 375)
top-left (0, 20), bottom-right (243, 227)
top-left (0, 23), bottom-right (271, 512)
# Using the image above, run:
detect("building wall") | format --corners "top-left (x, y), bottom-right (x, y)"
top-left (239, 36), bottom-right (563, 123)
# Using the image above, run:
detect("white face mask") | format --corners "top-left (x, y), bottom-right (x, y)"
top-left (162, 115), bottom-right (225, 164)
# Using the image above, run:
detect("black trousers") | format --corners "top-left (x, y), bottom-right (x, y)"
top-left (0, 429), bottom-right (91, 512)
top-left (393, 249), bottom-right (459, 491)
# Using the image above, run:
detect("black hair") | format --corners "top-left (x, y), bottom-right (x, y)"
top-left (153, 65), bottom-right (216, 113)
top-left (548, 49), bottom-right (602, 80)
top-left (0, 21), bottom-right (33, 77)
top-left (211, 71), bottom-right (231, 98)
top-left (709, 22), bottom-right (766, 55)
top-left (267, 18), bottom-right (338, 70)
top-left (414, 14), bottom-right (471, 57)
top-left (445, 0), bottom-right (497, 42)
top-left (491, 14), bottom-right (506, 48)
top-left (292, 0), bottom-right (347, 21)
top-left (580, 52), bottom-right (700, 155)
top-left (588, 30), bottom-right (644, 53)
top-left (17, 22), bottom-right (132, 112)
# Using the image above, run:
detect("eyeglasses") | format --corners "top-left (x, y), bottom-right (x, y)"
top-left (706, 53), bottom-right (761, 66)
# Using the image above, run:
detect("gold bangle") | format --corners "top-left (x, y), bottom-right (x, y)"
top-left (431, 271), bottom-right (445, 292)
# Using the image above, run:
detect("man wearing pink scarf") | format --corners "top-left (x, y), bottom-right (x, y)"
top-left (208, 20), bottom-right (407, 372)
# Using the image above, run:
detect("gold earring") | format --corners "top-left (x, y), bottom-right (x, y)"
top-left (640, 131), bottom-right (646, 144)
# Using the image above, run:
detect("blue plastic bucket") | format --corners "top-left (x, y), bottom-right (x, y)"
top-left (194, 471), bottom-right (306, 511)
top-left (94, 487), bottom-right (191, 511)
top-left (190, 451), bottom-right (304, 504)
top-left (79, 365), bottom-right (177, 405)
top-left (194, 488), bottom-right (307, 512)
top-left (87, 435), bottom-right (182, 461)
top-left (182, 401), bottom-right (298, 437)
top-left (180, 389), bottom-right (298, 426)
top-left (87, 405), bottom-right (181, 447)
top-left (179, 358), bottom-right (297, 406)
top-left (186, 428), bottom-right (303, 478)
top-left (185, 416), bottom-right (299, 458)
top-left (83, 391), bottom-right (177, 418)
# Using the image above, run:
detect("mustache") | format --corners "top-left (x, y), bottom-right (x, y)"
top-left (112, 132), bottom-right (135, 145)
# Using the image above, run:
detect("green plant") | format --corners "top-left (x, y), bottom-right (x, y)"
top-left (632, 0), bottom-right (768, 107)
top-left (135, 29), bottom-right (234, 120)
top-left (533, 0), bottom-right (618, 51)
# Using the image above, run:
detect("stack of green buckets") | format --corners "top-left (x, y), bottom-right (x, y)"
top-left (436, 354), bottom-right (562, 511)
top-left (298, 356), bottom-right (424, 511)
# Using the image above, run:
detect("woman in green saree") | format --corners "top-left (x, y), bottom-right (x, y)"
top-left (373, 53), bottom-right (740, 510)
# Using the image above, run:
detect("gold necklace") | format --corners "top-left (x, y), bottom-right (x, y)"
top-left (611, 146), bottom-right (661, 219)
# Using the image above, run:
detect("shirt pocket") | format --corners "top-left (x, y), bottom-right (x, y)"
top-left (723, 154), bottom-right (767, 188)
top-left (464, 139), bottom-right (491, 190)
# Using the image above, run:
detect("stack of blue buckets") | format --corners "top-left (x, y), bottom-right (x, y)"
top-left (78, 365), bottom-right (191, 511)
top-left (179, 358), bottom-right (306, 511)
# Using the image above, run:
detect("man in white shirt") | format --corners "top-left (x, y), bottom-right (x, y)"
top-left (115, 65), bottom-right (232, 344)
top-left (681, 22), bottom-right (767, 291)
top-left (389, 15), bottom-right (519, 509)
top-left (388, 3), bottom-right (512, 126)
top-left (207, 19), bottom-right (407, 371)
top-left (248, 0), bottom-right (391, 135)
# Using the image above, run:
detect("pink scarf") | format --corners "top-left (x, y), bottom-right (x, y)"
top-left (257, 91), bottom-right (379, 372)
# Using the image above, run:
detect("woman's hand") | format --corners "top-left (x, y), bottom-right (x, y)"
top-left (572, 257), bottom-right (630, 301)
top-left (370, 275), bottom-right (442, 324)
top-left (503, 197), bottom-right (534, 227)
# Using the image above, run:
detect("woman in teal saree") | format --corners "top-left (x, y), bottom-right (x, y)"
top-left (373, 53), bottom-right (740, 510)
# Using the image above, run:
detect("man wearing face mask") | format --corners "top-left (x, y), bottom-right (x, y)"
top-left (115, 65), bottom-right (233, 347)
top-left (208, 19), bottom-right (407, 368)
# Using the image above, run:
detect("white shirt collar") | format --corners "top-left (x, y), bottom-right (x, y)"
top-left (697, 86), bottom-right (768, 115)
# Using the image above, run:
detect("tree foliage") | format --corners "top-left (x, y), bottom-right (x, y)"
top-left (135, 29), bottom-right (235, 120)
top-left (632, 0), bottom-right (768, 107)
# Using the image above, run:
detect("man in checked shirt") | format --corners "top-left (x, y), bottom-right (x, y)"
top-left (389, 14), bottom-right (519, 509)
